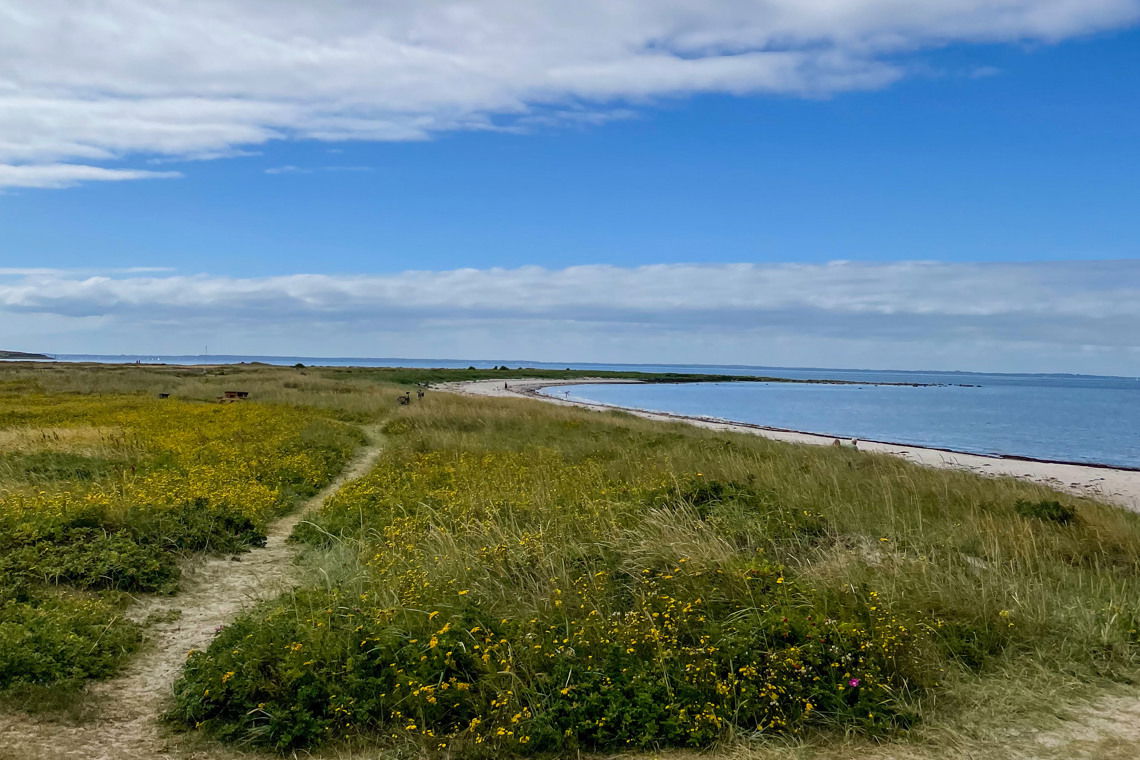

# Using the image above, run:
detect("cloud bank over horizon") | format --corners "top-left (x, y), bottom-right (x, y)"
top-left (2, 0), bottom-right (1139, 188)
top-left (2, 261), bottom-right (1136, 376)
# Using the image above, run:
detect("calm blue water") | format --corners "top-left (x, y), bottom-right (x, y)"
top-left (543, 374), bottom-right (1140, 469)
top-left (17, 355), bottom-right (1139, 469)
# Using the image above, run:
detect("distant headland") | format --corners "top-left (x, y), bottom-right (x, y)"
top-left (0, 350), bottom-right (52, 360)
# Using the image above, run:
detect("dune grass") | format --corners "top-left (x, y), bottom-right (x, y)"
top-left (161, 386), bottom-right (1140, 756)
top-left (0, 371), bottom-right (364, 695)
top-left (1, 362), bottom-right (1137, 756)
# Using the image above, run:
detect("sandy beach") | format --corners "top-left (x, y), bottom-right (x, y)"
top-left (439, 377), bottom-right (1140, 514)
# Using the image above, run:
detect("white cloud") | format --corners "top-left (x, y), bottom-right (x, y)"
top-left (1, 1), bottom-right (1137, 187)
top-left (0, 163), bottom-right (181, 189)
top-left (2, 261), bottom-right (1137, 374)
top-left (264, 165), bottom-right (373, 175)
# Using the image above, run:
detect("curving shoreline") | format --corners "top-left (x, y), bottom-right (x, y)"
top-left (437, 377), bottom-right (1140, 514)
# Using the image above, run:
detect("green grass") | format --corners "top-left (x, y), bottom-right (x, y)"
top-left (0, 371), bottom-right (366, 695)
top-left (0, 451), bottom-right (123, 482)
top-left (164, 388), bottom-right (1140, 756)
top-left (2, 362), bottom-right (1137, 757)
top-left (0, 585), bottom-right (142, 688)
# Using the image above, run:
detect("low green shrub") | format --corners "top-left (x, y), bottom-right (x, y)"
top-left (0, 501), bottom-right (270, 595)
top-left (172, 564), bottom-right (921, 753)
top-left (126, 502), bottom-right (266, 554)
top-left (0, 529), bottom-right (178, 592)
top-left (1015, 499), bottom-right (1077, 525)
top-left (0, 586), bottom-right (140, 689)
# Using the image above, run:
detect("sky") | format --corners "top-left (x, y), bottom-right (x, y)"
top-left (1, 1), bottom-right (1138, 375)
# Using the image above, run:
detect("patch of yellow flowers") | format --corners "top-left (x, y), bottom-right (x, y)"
top-left (206, 446), bottom-right (922, 752)
top-left (0, 393), bottom-right (358, 541)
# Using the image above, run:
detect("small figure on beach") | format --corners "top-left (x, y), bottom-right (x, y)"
top-left (504, 382), bottom-right (509, 390)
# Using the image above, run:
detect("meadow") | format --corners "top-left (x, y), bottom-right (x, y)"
top-left (1, 362), bottom-right (1138, 758)
top-left (0, 368), bottom-right (363, 697)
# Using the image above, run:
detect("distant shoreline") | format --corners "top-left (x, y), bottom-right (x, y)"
top-left (49, 354), bottom-right (1137, 380)
top-left (440, 378), bottom-right (1140, 513)
top-left (13, 357), bottom-right (981, 388)
top-left (0, 350), bottom-right (52, 360)
top-left (522, 381), bottom-right (1140, 473)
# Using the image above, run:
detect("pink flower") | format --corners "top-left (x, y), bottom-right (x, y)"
top-left (848, 678), bottom-right (861, 688)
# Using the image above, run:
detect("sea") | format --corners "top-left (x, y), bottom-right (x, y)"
top-left (34, 354), bottom-right (1140, 470)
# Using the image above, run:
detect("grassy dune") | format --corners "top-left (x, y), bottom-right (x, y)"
top-left (1, 362), bottom-right (1138, 757)
top-left (172, 378), bottom-right (1140, 754)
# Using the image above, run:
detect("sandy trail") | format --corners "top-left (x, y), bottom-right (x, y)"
top-left (439, 378), bottom-right (1140, 514)
top-left (0, 429), bottom-right (385, 760)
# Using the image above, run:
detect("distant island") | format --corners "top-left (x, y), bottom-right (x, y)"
top-left (0, 349), bottom-right (51, 360)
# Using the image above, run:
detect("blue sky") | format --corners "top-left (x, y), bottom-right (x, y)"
top-left (1, 1), bottom-right (1138, 374)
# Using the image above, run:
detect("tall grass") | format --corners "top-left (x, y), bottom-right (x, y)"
top-left (0, 368), bottom-right (366, 695)
top-left (4, 362), bottom-right (1137, 754)
top-left (169, 389), bottom-right (1140, 755)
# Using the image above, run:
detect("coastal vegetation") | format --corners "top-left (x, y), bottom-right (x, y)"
top-left (0, 361), bottom-right (1137, 758)
top-left (317, 364), bottom-right (956, 387)
top-left (0, 379), bottom-right (361, 695)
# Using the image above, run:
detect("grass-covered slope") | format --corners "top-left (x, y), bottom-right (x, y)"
top-left (169, 390), bottom-right (1140, 755)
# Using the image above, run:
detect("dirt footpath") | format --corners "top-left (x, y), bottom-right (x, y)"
top-left (0, 430), bottom-right (385, 760)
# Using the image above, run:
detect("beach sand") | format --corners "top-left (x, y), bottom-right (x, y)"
top-left (439, 378), bottom-right (1140, 514)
